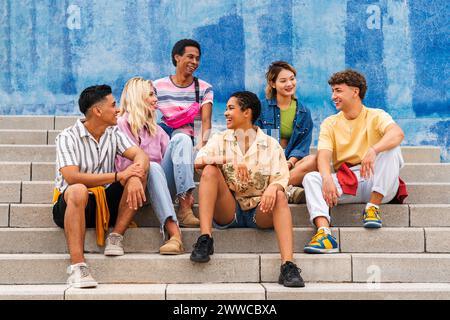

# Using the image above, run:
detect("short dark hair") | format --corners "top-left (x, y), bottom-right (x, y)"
top-left (171, 39), bottom-right (201, 66)
top-left (230, 91), bottom-right (261, 124)
top-left (328, 69), bottom-right (367, 100)
top-left (78, 85), bottom-right (112, 115)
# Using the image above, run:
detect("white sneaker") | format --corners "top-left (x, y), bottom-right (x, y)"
top-left (67, 262), bottom-right (98, 288)
top-left (104, 233), bottom-right (124, 256)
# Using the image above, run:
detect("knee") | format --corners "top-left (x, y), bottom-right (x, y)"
top-left (149, 161), bottom-right (164, 175)
top-left (305, 154), bottom-right (318, 171)
top-left (201, 165), bottom-right (220, 180)
top-left (171, 133), bottom-right (192, 147)
top-left (303, 171), bottom-right (320, 186)
top-left (65, 184), bottom-right (89, 207)
top-left (276, 190), bottom-right (288, 206)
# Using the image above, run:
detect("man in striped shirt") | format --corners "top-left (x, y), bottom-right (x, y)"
top-left (53, 85), bottom-right (149, 288)
top-left (153, 39), bottom-right (214, 228)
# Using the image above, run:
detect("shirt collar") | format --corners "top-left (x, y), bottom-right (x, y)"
top-left (75, 119), bottom-right (91, 138)
top-left (223, 127), bottom-right (268, 147)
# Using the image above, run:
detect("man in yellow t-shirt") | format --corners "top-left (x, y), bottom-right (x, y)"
top-left (303, 69), bottom-right (405, 254)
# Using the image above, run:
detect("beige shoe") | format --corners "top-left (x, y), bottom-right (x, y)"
top-left (159, 236), bottom-right (185, 255)
top-left (286, 185), bottom-right (305, 204)
top-left (177, 207), bottom-right (200, 227)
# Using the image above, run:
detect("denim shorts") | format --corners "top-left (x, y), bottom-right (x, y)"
top-left (213, 200), bottom-right (258, 229)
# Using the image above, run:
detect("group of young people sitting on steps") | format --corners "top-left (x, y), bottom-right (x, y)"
top-left (52, 39), bottom-right (406, 289)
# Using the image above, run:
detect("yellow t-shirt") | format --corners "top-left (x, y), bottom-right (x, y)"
top-left (317, 106), bottom-right (395, 171)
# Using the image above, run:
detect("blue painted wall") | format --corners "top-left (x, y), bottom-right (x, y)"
top-left (0, 0), bottom-right (449, 160)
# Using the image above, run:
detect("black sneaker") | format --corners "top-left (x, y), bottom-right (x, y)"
top-left (278, 261), bottom-right (305, 287)
top-left (190, 234), bottom-right (214, 263)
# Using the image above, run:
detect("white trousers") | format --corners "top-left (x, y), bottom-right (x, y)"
top-left (303, 146), bottom-right (404, 225)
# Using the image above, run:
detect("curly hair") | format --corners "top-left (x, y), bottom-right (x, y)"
top-left (328, 69), bottom-right (367, 100)
top-left (230, 91), bottom-right (261, 124)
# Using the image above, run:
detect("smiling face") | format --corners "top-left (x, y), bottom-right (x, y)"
top-left (224, 97), bottom-right (252, 130)
top-left (96, 94), bottom-right (119, 126)
top-left (174, 46), bottom-right (200, 77)
top-left (272, 68), bottom-right (297, 98)
top-left (331, 83), bottom-right (360, 111)
top-left (144, 84), bottom-right (158, 113)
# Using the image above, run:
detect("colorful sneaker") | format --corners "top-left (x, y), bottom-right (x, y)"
top-left (66, 263), bottom-right (98, 288)
top-left (304, 229), bottom-right (339, 254)
top-left (363, 206), bottom-right (382, 228)
top-left (104, 233), bottom-right (124, 256)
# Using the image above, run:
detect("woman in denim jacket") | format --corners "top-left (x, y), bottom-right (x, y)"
top-left (255, 61), bottom-right (317, 203)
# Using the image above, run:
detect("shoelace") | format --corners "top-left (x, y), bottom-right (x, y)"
top-left (79, 265), bottom-right (90, 278)
top-left (109, 234), bottom-right (123, 246)
top-left (365, 207), bottom-right (380, 219)
top-left (284, 262), bottom-right (302, 278)
top-left (193, 236), bottom-right (210, 253)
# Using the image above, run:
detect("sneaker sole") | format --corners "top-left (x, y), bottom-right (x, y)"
top-left (160, 250), bottom-right (185, 255)
top-left (179, 223), bottom-right (200, 228)
top-left (104, 249), bottom-right (124, 256)
top-left (278, 279), bottom-right (305, 287)
top-left (304, 247), bottom-right (339, 254)
top-left (364, 221), bottom-right (382, 228)
top-left (190, 255), bottom-right (211, 263)
top-left (70, 281), bottom-right (98, 288)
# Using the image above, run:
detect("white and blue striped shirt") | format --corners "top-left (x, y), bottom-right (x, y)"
top-left (55, 119), bottom-right (135, 192)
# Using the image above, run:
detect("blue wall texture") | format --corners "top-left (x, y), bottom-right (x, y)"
top-left (0, 0), bottom-right (449, 160)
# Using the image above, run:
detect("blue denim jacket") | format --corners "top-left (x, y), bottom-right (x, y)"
top-left (255, 97), bottom-right (313, 160)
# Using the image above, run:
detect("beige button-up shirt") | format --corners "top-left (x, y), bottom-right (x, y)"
top-left (196, 127), bottom-right (289, 210)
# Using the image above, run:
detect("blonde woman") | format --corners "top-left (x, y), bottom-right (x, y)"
top-left (255, 61), bottom-right (317, 203)
top-left (115, 77), bottom-right (183, 254)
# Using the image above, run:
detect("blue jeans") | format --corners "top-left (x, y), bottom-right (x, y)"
top-left (161, 132), bottom-right (196, 199)
top-left (147, 161), bottom-right (178, 236)
top-left (213, 200), bottom-right (258, 229)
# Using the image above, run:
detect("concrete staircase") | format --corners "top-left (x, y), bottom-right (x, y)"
top-left (0, 115), bottom-right (449, 300)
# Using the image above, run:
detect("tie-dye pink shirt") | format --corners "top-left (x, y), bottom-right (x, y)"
top-left (153, 76), bottom-right (214, 136)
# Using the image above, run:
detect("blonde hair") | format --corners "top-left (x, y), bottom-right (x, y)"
top-left (119, 77), bottom-right (157, 137)
top-left (265, 61), bottom-right (297, 100)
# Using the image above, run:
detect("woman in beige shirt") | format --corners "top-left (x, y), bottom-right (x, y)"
top-left (191, 91), bottom-right (305, 288)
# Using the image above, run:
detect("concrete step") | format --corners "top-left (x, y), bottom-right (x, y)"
top-left (0, 115), bottom-right (80, 130)
top-left (1, 227), bottom-right (448, 254)
top-left (1, 253), bottom-right (449, 285)
top-left (0, 130), bottom-right (48, 145)
top-left (0, 116), bottom-right (55, 130)
top-left (263, 282), bottom-right (450, 300)
top-left (9, 203), bottom-right (421, 228)
top-left (2, 282), bottom-right (450, 300)
top-left (0, 161), bottom-right (448, 183)
top-left (0, 145), bottom-right (442, 163)
top-left (400, 163), bottom-right (450, 182)
top-left (0, 145), bottom-right (55, 162)
top-left (5, 181), bottom-right (450, 204)
top-left (0, 162), bottom-right (54, 181)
